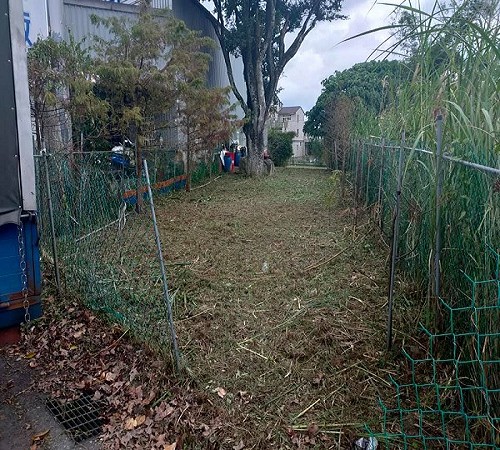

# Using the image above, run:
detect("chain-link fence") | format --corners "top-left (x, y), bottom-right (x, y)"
top-left (34, 146), bottom-right (216, 366)
top-left (345, 128), bottom-right (499, 323)
top-left (341, 118), bottom-right (499, 448)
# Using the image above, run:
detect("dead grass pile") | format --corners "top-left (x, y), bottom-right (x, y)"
top-left (5, 168), bottom-right (409, 449)
top-left (154, 169), bottom-right (403, 447)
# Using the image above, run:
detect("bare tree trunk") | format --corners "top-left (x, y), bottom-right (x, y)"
top-left (244, 118), bottom-right (267, 176)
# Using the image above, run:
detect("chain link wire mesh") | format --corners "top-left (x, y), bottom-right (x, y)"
top-left (344, 137), bottom-right (499, 448)
top-left (371, 246), bottom-right (500, 448)
top-left (34, 146), bottom-right (203, 362)
top-left (347, 138), bottom-right (499, 305)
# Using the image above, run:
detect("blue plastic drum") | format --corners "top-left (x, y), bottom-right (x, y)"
top-left (223, 155), bottom-right (232, 172)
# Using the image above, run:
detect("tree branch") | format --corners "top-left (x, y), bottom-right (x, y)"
top-left (206, 1), bottom-right (249, 116)
top-left (279, 0), bottom-right (322, 72)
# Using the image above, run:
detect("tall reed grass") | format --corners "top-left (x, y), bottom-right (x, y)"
top-left (353, 0), bottom-right (499, 312)
top-left (347, 1), bottom-right (499, 444)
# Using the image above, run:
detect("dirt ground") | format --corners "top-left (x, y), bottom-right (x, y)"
top-left (1, 168), bottom-right (407, 449)
top-left (157, 168), bottom-right (399, 447)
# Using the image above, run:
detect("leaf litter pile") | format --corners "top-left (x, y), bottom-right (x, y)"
top-left (8, 169), bottom-right (409, 448)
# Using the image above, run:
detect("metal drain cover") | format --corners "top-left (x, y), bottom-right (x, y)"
top-left (46, 395), bottom-right (106, 442)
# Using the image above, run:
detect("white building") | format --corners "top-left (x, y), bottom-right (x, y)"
top-left (277, 106), bottom-right (307, 157)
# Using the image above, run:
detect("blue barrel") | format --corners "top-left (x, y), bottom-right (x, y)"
top-left (111, 153), bottom-right (130, 169)
top-left (0, 219), bottom-right (42, 328)
top-left (223, 155), bottom-right (232, 172)
top-left (234, 151), bottom-right (241, 167)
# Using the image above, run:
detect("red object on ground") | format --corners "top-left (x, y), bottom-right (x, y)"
top-left (0, 326), bottom-right (21, 346)
top-left (226, 152), bottom-right (235, 172)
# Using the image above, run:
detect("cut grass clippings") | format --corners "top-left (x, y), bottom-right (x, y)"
top-left (9, 168), bottom-right (408, 449)
top-left (154, 168), bottom-right (400, 448)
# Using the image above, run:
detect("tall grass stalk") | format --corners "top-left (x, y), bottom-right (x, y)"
top-left (347, 1), bottom-right (500, 442)
top-left (376, 0), bottom-right (499, 301)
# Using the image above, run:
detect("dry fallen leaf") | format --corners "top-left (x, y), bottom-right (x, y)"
top-left (215, 387), bottom-right (226, 398)
top-left (129, 367), bottom-right (139, 382)
top-left (105, 371), bottom-right (118, 382)
top-left (164, 443), bottom-right (176, 450)
top-left (135, 415), bottom-right (146, 427)
top-left (31, 430), bottom-right (50, 442)
top-left (124, 417), bottom-right (137, 430)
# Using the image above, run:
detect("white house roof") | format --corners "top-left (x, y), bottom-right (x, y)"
top-left (278, 106), bottom-right (302, 115)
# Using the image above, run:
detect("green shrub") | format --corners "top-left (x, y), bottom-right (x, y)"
top-left (269, 129), bottom-right (294, 166)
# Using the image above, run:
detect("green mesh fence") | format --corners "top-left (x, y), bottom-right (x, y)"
top-left (343, 137), bottom-right (499, 448)
top-left (346, 138), bottom-right (500, 314)
top-left (369, 245), bottom-right (500, 449)
top-left (33, 147), bottom-right (210, 362)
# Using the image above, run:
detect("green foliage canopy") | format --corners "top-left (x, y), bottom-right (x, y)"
top-left (304, 60), bottom-right (410, 137)
top-left (205, 0), bottom-right (346, 169)
top-left (268, 129), bottom-right (294, 166)
top-left (27, 36), bottom-right (108, 150)
top-left (91, 6), bottom-right (213, 140)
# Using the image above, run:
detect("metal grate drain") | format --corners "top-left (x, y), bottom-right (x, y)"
top-left (46, 395), bottom-right (106, 442)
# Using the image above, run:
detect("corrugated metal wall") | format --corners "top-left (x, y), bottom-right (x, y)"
top-left (103, 0), bottom-right (172, 7)
top-left (171, 0), bottom-right (226, 90)
top-left (172, 0), bottom-right (245, 116)
top-left (63, 0), bottom-right (138, 47)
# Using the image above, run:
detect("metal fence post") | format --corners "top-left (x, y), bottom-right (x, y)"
top-left (387, 132), bottom-right (405, 350)
top-left (42, 147), bottom-right (61, 293)
top-left (377, 139), bottom-right (386, 231)
top-left (434, 114), bottom-right (444, 299)
top-left (143, 159), bottom-right (181, 373)
top-left (365, 143), bottom-right (372, 206)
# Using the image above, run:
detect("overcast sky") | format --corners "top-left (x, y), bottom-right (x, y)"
top-left (279, 0), bottom-right (399, 111)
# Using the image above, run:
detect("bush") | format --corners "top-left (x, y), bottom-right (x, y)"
top-left (268, 129), bottom-right (294, 166)
top-left (306, 138), bottom-right (323, 159)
